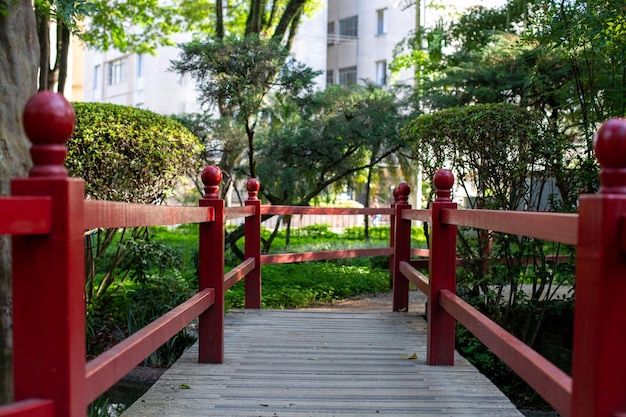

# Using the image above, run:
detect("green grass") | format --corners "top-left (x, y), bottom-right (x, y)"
top-left (225, 262), bottom-right (392, 309)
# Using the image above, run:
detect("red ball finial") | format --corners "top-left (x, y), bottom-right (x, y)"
top-left (594, 118), bottom-right (626, 194)
top-left (392, 187), bottom-right (400, 203)
top-left (434, 169), bottom-right (454, 201)
top-left (246, 178), bottom-right (260, 200)
top-left (396, 182), bottom-right (411, 203)
top-left (22, 91), bottom-right (75, 177)
top-left (201, 165), bottom-right (222, 199)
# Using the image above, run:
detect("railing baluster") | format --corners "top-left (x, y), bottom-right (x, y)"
top-left (198, 166), bottom-right (225, 363)
top-left (427, 169), bottom-right (457, 366)
top-left (571, 118), bottom-right (626, 417)
top-left (244, 178), bottom-right (262, 309)
top-left (12, 92), bottom-right (86, 416)
top-left (392, 182), bottom-right (411, 311)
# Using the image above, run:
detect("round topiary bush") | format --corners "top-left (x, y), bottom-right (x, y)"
top-left (67, 102), bottom-right (202, 203)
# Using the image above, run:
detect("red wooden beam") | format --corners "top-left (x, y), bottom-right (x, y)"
top-left (83, 200), bottom-right (214, 229)
top-left (262, 205), bottom-right (395, 216)
top-left (225, 205), bottom-right (255, 221)
top-left (84, 288), bottom-right (215, 402)
top-left (261, 247), bottom-right (393, 265)
top-left (198, 166), bottom-right (225, 364)
top-left (13, 92), bottom-right (86, 417)
top-left (427, 169), bottom-right (457, 366)
top-left (439, 289), bottom-right (572, 416)
top-left (0, 400), bottom-right (54, 417)
top-left (399, 261), bottom-right (429, 295)
top-left (571, 119), bottom-right (626, 417)
top-left (224, 258), bottom-right (255, 291)
top-left (442, 209), bottom-right (578, 245)
top-left (400, 208), bottom-right (430, 222)
top-left (0, 197), bottom-right (52, 235)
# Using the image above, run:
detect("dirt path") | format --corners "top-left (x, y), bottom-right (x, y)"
top-left (306, 290), bottom-right (427, 314)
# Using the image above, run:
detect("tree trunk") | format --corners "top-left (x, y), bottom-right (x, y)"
top-left (35, 1), bottom-right (50, 91)
top-left (55, 19), bottom-right (71, 93)
top-left (0, 0), bottom-right (38, 404)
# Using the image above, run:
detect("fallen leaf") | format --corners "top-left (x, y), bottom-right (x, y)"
top-left (400, 353), bottom-right (418, 360)
top-left (179, 384), bottom-right (191, 389)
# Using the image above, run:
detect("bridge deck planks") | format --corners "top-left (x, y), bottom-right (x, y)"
top-left (122, 310), bottom-right (523, 417)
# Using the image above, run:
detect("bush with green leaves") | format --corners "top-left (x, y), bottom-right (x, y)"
top-left (68, 102), bottom-right (202, 203)
top-left (67, 102), bottom-right (203, 303)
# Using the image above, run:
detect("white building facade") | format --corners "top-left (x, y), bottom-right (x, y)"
top-left (326, 0), bottom-right (415, 88)
top-left (82, 0), bottom-right (417, 115)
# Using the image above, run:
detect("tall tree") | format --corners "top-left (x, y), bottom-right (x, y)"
top-left (35, 0), bottom-right (214, 93)
top-left (0, 0), bottom-right (38, 403)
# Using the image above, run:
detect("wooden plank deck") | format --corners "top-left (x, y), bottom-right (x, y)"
top-left (123, 310), bottom-right (523, 417)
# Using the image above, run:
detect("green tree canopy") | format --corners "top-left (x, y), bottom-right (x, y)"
top-left (256, 84), bottom-right (408, 205)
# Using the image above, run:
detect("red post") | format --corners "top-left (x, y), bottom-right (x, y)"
top-left (244, 178), bottom-right (262, 309)
top-left (388, 187), bottom-right (400, 283)
top-left (427, 169), bottom-right (457, 365)
top-left (571, 118), bottom-right (626, 417)
top-left (12, 92), bottom-right (86, 416)
top-left (392, 182), bottom-right (411, 311)
top-left (198, 166), bottom-right (225, 363)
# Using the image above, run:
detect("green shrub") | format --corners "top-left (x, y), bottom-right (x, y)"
top-left (68, 102), bottom-right (202, 203)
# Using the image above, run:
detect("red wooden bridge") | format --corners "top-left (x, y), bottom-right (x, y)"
top-left (0, 92), bottom-right (625, 417)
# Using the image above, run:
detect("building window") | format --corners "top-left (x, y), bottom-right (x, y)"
top-left (136, 54), bottom-right (144, 78)
top-left (108, 58), bottom-right (127, 85)
top-left (93, 65), bottom-right (100, 90)
top-left (376, 9), bottom-right (387, 35)
top-left (375, 60), bottom-right (387, 86)
top-left (327, 21), bottom-right (336, 45)
top-left (339, 15), bottom-right (358, 40)
top-left (338, 66), bottom-right (357, 87)
top-left (326, 69), bottom-right (334, 85)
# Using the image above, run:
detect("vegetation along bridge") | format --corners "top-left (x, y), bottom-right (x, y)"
top-left (0, 92), bottom-right (625, 417)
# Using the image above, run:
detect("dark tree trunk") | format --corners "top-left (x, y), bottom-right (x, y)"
top-left (0, 0), bottom-right (38, 404)
top-left (35, 1), bottom-right (50, 91)
top-left (215, 0), bottom-right (224, 39)
top-left (55, 19), bottom-right (71, 93)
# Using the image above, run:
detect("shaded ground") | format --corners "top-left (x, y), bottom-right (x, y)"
top-left (307, 290), bottom-right (427, 313)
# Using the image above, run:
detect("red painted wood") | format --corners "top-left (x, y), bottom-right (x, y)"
top-left (83, 200), bottom-right (213, 229)
top-left (84, 288), bottom-right (214, 402)
top-left (400, 208), bottom-right (430, 222)
top-left (224, 205), bottom-right (255, 220)
top-left (0, 197), bottom-right (51, 235)
top-left (571, 195), bottom-right (626, 417)
top-left (392, 182), bottom-right (411, 311)
top-left (0, 400), bottom-right (54, 417)
top-left (12, 178), bottom-right (86, 417)
top-left (198, 166), bottom-right (225, 364)
top-left (411, 248), bottom-right (429, 257)
top-left (389, 198), bottom-right (396, 280)
top-left (442, 209), bottom-right (578, 245)
top-left (245, 179), bottom-right (262, 308)
top-left (440, 290), bottom-right (572, 416)
top-left (224, 258), bottom-right (255, 291)
top-left (570, 118), bottom-right (626, 417)
top-left (262, 205), bottom-right (394, 216)
top-left (427, 169), bottom-right (457, 366)
top-left (261, 248), bottom-right (393, 265)
top-left (399, 261), bottom-right (429, 295)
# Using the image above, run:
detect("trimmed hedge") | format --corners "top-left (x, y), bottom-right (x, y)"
top-left (67, 102), bottom-right (202, 203)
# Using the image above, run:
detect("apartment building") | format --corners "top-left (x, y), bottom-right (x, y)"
top-left (82, 1), bottom-right (418, 114)
top-left (326, 0), bottom-right (415, 88)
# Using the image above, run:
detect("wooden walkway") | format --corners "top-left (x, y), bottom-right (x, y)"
top-left (123, 310), bottom-right (523, 417)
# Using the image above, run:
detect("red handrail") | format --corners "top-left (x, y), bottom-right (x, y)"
top-left (2, 91), bottom-right (626, 417)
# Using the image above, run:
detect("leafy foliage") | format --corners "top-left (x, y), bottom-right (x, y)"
top-left (68, 102), bottom-right (202, 203)
top-left (256, 84), bottom-right (408, 205)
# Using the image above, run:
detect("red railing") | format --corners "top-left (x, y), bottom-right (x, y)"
top-left (0, 91), bottom-right (625, 417)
